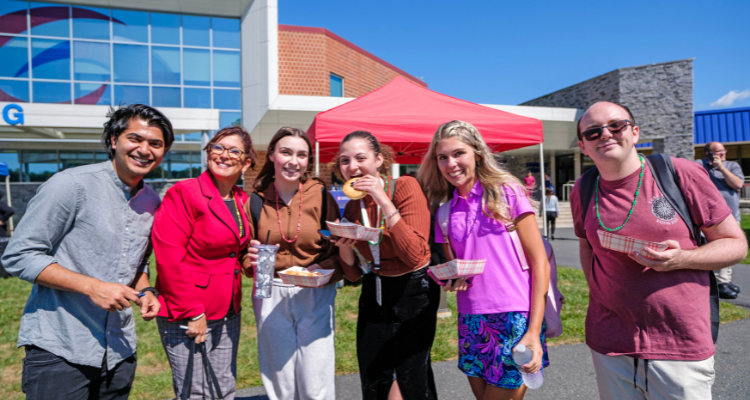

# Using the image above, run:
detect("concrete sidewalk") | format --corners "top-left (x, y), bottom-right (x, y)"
top-left (234, 228), bottom-right (750, 400)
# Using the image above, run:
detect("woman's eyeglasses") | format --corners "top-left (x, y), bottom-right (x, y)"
top-left (581, 119), bottom-right (632, 141)
top-left (210, 144), bottom-right (244, 159)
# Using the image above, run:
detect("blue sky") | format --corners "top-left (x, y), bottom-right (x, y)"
top-left (279, 0), bottom-right (750, 111)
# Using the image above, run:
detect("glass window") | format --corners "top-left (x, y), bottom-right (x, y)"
top-left (165, 151), bottom-right (192, 179)
top-left (33, 81), bottom-right (71, 103)
top-left (113, 44), bottom-right (148, 83)
top-left (30, 2), bottom-right (69, 38)
top-left (0, 0), bottom-right (28, 35)
top-left (151, 46), bottom-right (180, 85)
top-left (22, 150), bottom-right (58, 182)
top-left (151, 12), bottom-right (180, 45)
top-left (0, 79), bottom-right (29, 102)
top-left (152, 86), bottom-right (180, 107)
top-left (59, 151), bottom-right (93, 170)
top-left (72, 6), bottom-right (110, 40)
top-left (0, 150), bottom-right (21, 182)
top-left (330, 73), bottom-right (343, 97)
top-left (181, 132), bottom-right (202, 141)
top-left (32, 39), bottom-right (70, 80)
top-left (114, 85), bottom-right (148, 105)
top-left (212, 18), bottom-right (240, 49)
top-left (0, 36), bottom-right (28, 78)
top-left (214, 89), bottom-right (240, 110)
top-left (184, 88), bottom-right (210, 108)
top-left (212, 50), bottom-right (240, 87)
top-left (73, 41), bottom-right (110, 81)
top-left (220, 111), bottom-right (241, 129)
top-left (182, 15), bottom-right (210, 47)
top-left (112, 9), bottom-right (148, 43)
top-left (74, 83), bottom-right (110, 105)
top-left (183, 48), bottom-right (209, 86)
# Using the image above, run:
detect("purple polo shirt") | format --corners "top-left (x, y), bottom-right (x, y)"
top-left (435, 181), bottom-right (535, 315)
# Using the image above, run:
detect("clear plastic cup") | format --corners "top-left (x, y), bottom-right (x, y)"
top-left (253, 244), bottom-right (278, 299)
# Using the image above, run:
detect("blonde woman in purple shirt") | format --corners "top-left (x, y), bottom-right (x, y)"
top-left (417, 120), bottom-right (550, 400)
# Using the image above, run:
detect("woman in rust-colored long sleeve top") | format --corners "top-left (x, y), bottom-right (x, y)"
top-left (332, 131), bottom-right (439, 400)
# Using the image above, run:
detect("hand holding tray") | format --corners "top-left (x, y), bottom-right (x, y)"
top-left (326, 220), bottom-right (382, 242)
top-left (428, 259), bottom-right (486, 281)
top-left (597, 230), bottom-right (668, 259)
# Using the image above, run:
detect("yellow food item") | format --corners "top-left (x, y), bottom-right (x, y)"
top-left (285, 270), bottom-right (322, 276)
top-left (343, 177), bottom-right (366, 200)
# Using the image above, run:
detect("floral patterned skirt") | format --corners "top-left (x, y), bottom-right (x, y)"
top-left (457, 312), bottom-right (550, 389)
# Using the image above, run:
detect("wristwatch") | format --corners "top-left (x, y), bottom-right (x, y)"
top-left (139, 287), bottom-right (159, 298)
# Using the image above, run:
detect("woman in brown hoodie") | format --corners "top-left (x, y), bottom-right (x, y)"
top-left (242, 127), bottom-right (342, 400)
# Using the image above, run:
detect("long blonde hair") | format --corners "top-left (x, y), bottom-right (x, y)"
top-left (417, 120), bottom-right (529, 223)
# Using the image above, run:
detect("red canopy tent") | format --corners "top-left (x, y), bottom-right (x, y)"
top-left (307, 76), bottom-right (544, 165)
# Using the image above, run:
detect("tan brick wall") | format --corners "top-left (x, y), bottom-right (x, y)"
top-left (278, 27), bottom-right (426, 98)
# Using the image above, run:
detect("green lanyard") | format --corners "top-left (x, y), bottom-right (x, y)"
top-left (595, 154), bottom-right (644, 232)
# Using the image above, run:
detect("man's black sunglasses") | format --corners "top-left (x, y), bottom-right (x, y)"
top-left (581, 119), bottom-right (632, 141)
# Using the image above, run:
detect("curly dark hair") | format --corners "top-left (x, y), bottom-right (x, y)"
top-left (101, 104), bottom-right (174, 159)
top-left (331, 131), bottom-right (394, 181)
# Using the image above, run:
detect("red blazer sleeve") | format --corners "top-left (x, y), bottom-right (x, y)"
top-left (153, 184), bottom-right (205, 320)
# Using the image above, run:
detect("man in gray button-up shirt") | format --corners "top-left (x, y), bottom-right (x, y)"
top-left (2, 104), bottom-right (174, 400)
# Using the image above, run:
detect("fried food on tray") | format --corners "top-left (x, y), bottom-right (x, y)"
top-left (284, 270), bottom-right (322, 276)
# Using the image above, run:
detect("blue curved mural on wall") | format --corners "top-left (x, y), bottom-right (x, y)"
top-left (0, 4), bottom-right (122, 104)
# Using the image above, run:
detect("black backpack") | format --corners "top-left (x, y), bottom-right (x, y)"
top-left (579, 153), bottom-right (721, 343)
top-left (249, 186), bottom-right (334, 241)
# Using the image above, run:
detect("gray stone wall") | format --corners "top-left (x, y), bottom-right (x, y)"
top-left (522, 59), bottom-right (694, 159)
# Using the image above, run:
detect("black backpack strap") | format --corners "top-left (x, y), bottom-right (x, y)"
top-left (320, 186), bottom-right (330, 230)
top-left (250, 192), bottom-right (263, 241)
top-left (578, 166), bottom-right (600, 229)
top-left (644, 154), bottom-right (719, 343)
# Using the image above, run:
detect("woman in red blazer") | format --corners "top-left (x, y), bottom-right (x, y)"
top-left (153, 126), bottom-right (256, 400)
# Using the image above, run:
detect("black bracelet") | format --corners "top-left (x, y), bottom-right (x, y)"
top-left (140, 287), bottom-right (159, 298)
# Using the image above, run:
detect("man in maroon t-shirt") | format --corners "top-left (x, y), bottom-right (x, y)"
top-left (571, 102), bottom-right (747, 399)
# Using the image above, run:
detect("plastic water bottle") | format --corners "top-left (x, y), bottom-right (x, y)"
top-left (513, 344), bottom-right (544, 389)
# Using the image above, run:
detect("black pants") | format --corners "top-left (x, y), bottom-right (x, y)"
top-left (357, 268), bottom-right (440, 400)
top-left (22, 346), bottom-right (136, 400)
top-left (546, 213), bottom-right (557, 236)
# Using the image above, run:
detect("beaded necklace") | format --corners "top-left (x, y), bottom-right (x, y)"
top-left (230, 189), bottom-right (244, 238)
top-left (274, 182), bottom-right (304, 243)
top-left (595, 154), bottom-right (644, 232)
top-left (361, 174), bottom-right (389, 246)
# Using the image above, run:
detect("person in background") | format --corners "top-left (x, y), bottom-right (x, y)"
top-left (572, 101), bottom-right (747, 399)
top-left (242, 127), bottom-right (342, 400)
top-left (2, 104), bottom-right (172, 400)
top-left (544, 173), bottom-right (555, 194)
top-left (0, 192), bottom-right (14, 237)
top-left (332, 131), bottom-right (439, 400)
top-left (696, 141), bottom-right (744, 299)
top-left (152, 126), bottom-right (256, 400)
top-left (523, 171), bottom-right (536, 197)
top-left (543, 188), bottom-right (559, 240)
top-left (418, 120), bottom-right (550, 400)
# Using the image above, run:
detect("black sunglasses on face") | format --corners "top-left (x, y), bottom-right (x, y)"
top-left (581, 119), bottom-right (632, 141)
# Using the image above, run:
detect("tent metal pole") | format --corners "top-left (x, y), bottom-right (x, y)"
top-left (315, 142), bottom-right (320, 176)
top-left (5, 175), bottom-right (13, 234)
top-left (540, 143), bottom-right (547, 238)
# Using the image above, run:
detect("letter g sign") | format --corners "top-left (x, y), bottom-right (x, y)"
top-left (2, 103), bottom-right (24, 125)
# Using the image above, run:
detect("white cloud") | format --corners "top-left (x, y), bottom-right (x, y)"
top-left (711, 89), bottom-right (750, 107)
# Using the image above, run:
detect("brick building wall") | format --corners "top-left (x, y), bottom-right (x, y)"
top-left (278, 25), bottom-right (427, 98)
top-left (522, 59), bottom-right (694, 159)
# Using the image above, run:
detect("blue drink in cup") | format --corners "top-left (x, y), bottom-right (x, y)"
top-left (253, 244), bottom-right (278, 299)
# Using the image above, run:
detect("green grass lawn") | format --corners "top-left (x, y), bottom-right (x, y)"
top-left (0, 266), bottom-right (748, 399)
